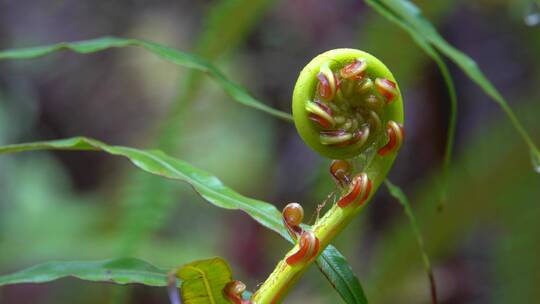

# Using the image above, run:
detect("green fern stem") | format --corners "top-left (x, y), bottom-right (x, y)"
top-left (252, 49), bottom-right (404, 303)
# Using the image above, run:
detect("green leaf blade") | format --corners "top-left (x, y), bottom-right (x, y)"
top-left (0, 137), bottom-right (287, 237)
top-left (316, 246), bottom-right (368, 304)
top-left (175, 258), bottom-right (232, 304)
top-left (372, 0), bottom-right (540, 171)
top-left (364, 0), bottom-right (457, 208)
top-left (384, 179), bottom-right (436, 303)
top-left (0, 137), bottom-right (368, 303)
top-left (0, 35), bottom-right (372, 303)
top-left (0, 258), bottom-right (170, 287)
top-left (0, 37), bottom-right (292, 122)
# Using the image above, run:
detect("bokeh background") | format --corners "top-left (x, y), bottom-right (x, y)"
top-left (0, 0), bottom-right (539, 303)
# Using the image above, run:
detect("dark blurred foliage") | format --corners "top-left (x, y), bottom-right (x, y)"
top-left (0, 0), bottom-right (539, 303)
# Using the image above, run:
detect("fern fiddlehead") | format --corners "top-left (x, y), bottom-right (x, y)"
top-left (232, 49), bottom-right (404, 303)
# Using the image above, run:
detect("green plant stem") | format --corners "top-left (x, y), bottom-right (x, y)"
top-left (253, 48), bottom-right (405, 303)
top-left (252, 150), bottom-right (399, 304)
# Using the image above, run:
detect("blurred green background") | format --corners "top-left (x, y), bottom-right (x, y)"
top-left (0, 0), bottom-right (539, 303)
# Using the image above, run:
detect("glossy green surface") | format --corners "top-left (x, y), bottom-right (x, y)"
top-left (292, 48), bottom-right (404, 159)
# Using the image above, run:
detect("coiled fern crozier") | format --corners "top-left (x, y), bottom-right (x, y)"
top-left (225, 49), bottom-right (405, 304)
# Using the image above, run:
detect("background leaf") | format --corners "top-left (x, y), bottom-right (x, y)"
top-left (366, 100), bottom-right (540, 303)
top-left (0, 137), bottom-right (285, 235)
top-left (0, 1), bottom-right (538, 303)
top-left (117, 0), bottom-right (275, 258)
top-left (370, 0), bottom-right (540, 170)
top-left (316, 246), bottom-right (368, 304)
top-left (0, 37), bottom-right (292, 122)
top-left (0, 136), bottom-right (368, 303)
top-left (175, 257), bottom-right (232, 304)
top-left (364, 0), bottom-right (457, 208)
top-left (0, 258), bottom-right (171, 287)
top-left (384, 180), bottom-right (436, 304)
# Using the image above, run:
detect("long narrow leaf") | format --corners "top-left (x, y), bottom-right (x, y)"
top-left (369, 101), bottom-right (540, 302)
top-left (372, 0), bottom-right (540, 170)
top-left (0, 137), bottom-right (369, 303)
top-left (384, 180), bottom-right (437, 304)
top-left (0, 137), bottom-right (285, 236)
top-left (364, 0), bottom-right (457, 207)
top-left (317, 246), bottom-right (368, 304)
top-left (0, 37), bottom-right (292, 122)
top-left (0, 258), bottom-right (172, 287)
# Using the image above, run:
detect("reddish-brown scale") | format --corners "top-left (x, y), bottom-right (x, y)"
top-left (378, 122), bottom-right (404, 156)
top-left (378, 126), bottom-right (397, 156)
top-left (399, 123), bottom-right (405, 138)
top-left (308, 100), bottom-right (334, 128)
top-left (375, 78), bottom-right (397, 103)
top-left (317, 73), bottom-right (332, 100)
top-left (286, 238), bottom-right (310, 265)
top-left (286, 231), bottom-right (319, 266)
top-left (282, 203), bottom-right (304, 240)
top-left (334, 72), bottom-right (341, 90)
top-left (292, 225), bottom-right (303, 236)
top-left (309, 237), bottom-right (320, 261)
top-left (337, 177), bottom-right (361, 208)
top-left (330, 160), bottom-right (352, 187)
top-left (340, 60), bottom-right (367, 79)
top-left (341, 62), bottom-right (357, 76)
top-left (357, 179), bottom-right (372, 206)
top-left (333, 128), bottom-right (365, 147)
top-left (382, 78), bottom-right (396, 88)
top-left (320, 129), bottom-right (347, 137)
top-left (308, 114), bottom-right (332, 128)
top-left (314, 99), bottom-right (332, 115)
top-left (283, 218), bottom-right (303, 240)
top-left (224, 281), bottom-right (252, 304)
